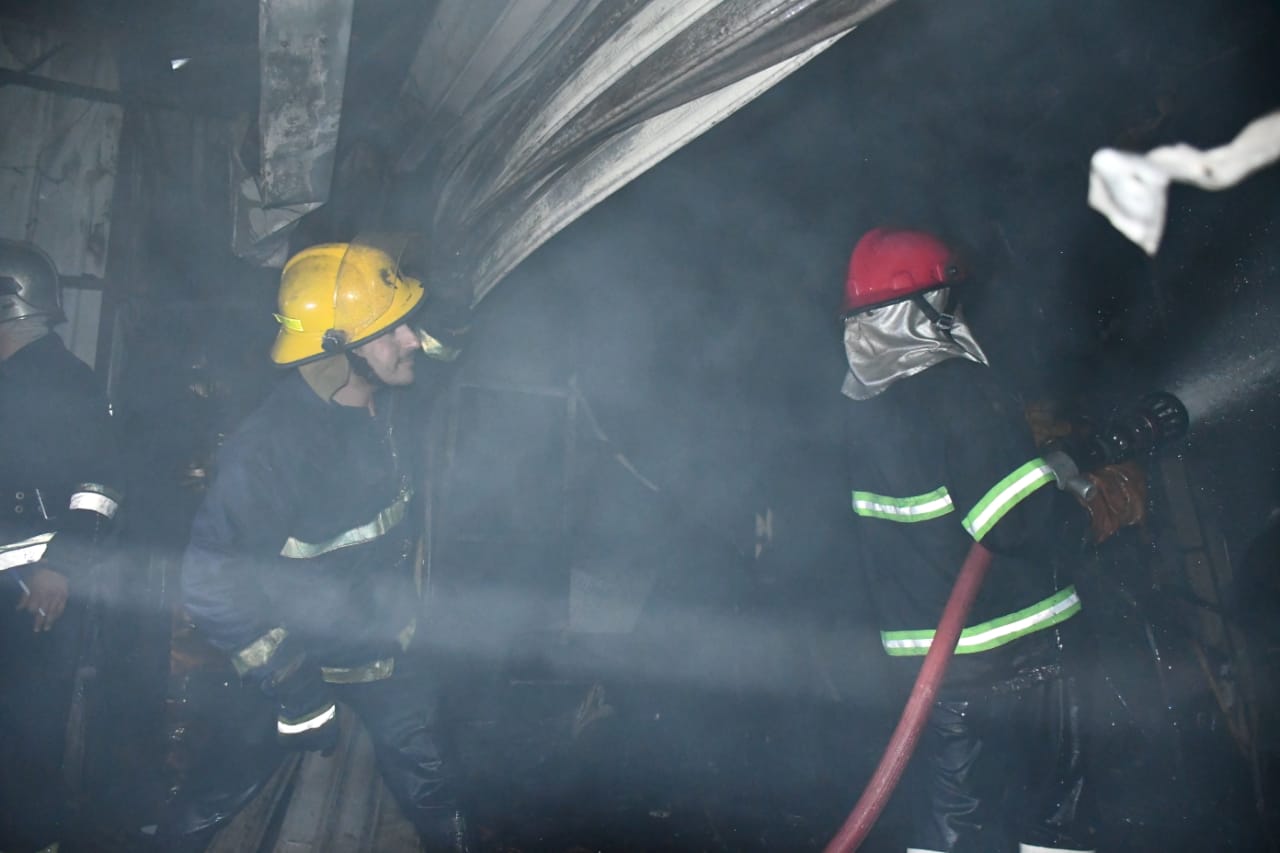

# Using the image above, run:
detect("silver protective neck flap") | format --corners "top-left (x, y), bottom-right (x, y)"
top-left (841, 289), bottom-right (989, 401)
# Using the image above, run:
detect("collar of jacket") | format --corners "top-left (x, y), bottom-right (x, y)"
top-left (1, 327), bottom-right (60, 370)
top-left (290, 356), bottom-right (389, 425)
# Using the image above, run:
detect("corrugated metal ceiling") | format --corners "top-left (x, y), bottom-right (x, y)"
top-left (232, 0), bottom-right (895, 304)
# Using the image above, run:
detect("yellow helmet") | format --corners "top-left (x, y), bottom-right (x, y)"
top-left (270, 241), bottom-right (426, 366)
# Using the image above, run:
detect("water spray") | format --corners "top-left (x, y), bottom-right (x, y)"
top-left (1165, 343), bottom-right (1280, 428)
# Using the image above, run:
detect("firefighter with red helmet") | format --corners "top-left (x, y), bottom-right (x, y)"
top-left (839, 228), bottom-right (1142, 852)
top-left (180, 240), bottom-right (470, 851)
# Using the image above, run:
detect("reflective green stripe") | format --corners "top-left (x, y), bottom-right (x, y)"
top-left (881, 586), bottom-right (1081, 656)
top-left (852, 487), bottom-right (954, 522)
top-left (274, 312), bottom-right (304, 332)
top-left (961, 459), bottom-right (1055, 541)
top-left (280, 488), bottom-right (414, 559)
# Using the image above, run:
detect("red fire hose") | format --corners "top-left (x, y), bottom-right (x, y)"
top-left (823, 542), bottom-right (994, 853)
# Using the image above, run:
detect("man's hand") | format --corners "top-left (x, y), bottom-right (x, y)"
top-left (1025, 401), bottom-right (1079, 447)
top-left (18, 566), bottom-right (69, 632)
top-left (1081, 461), bottom-right (1147, 544)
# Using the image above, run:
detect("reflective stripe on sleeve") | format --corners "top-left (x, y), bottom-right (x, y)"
top-left (277, 702), bottom-right (337, 735)
top-left (322, 658), bottom-right (395, 684)
top-left (231, 626), bottom-right (289, 676)
top-left (280, 488), bottom-right (413, 559)
top-left (881, 585), bottom-right (1081, 656)
top-left (69, 484), bottom-right (121, 520)
top-left (852, 487), bottom-right (954, 522)
top-left (317, 620), bottom-right (416, 684)
top-left (397, 619), bottom-right (416, 651)
top-left (961, 459), bottom-right (1055, 541)
top-left (0, 532), bottom-right (55, 571)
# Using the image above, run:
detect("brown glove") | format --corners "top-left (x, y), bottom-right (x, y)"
top-left (1080, 461), bottom-right (1147, 543)
top-left (1025, 401), bottom-right (1077, 448)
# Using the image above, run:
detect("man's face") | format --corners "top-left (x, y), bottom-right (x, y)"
top-left (353, 323), bottom-right (418, 385)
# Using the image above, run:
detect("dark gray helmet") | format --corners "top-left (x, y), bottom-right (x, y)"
top-left (0, 238), bottom-right (64, 325)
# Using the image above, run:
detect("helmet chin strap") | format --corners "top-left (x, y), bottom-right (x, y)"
top-left (322, 327), bottom-right (385, 388)
top-left (345, 349), bottom-right (384, 387)
top-left (910, 290), bottom-right (958, 341)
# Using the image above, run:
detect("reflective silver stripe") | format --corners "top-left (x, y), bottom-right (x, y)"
top-left (318, 620), bottom-right (415, 684)
top-left (231, 626), bottom-right (289, 676)
top-left (397, 619), bottom-right (416, 651)
top-left (322, 658), bottom-right (396, 684)
top-left (0, 532), bottom-right (55, 571)
top-left (69, 491), bottom-right (119, 519)
top-left (853, 487), bottom-right (954, 522)
top-left (68, 483), bottom-right (122, 520)
top-left (277, 702), bottom-right (337, 735)
top-left (280, 488), bottom-right (414, 559)
top-left (882, 586), bottom-right (1081, 655)
top-left (1020, 845), bottom-right (1096, 853)
top-left (961, 459), bottom-right (1055, 542)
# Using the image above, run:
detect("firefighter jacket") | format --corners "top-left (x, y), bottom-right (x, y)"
top-left (845, 357), bottom-right (1087, 686)
top-left (181, 371), bottom-right (425, 685)
top-left (0, 332), bottom-right (122, 582)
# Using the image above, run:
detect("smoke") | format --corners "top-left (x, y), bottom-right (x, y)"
top-left (5, 0), bottom-right (1275, 847)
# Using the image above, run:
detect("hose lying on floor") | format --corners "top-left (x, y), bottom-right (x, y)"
top-left (823, 542), bottom-right (994, 853)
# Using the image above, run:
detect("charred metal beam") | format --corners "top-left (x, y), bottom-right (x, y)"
top-left (0, 66), bottom-right (129, 104)
top-left (229, 0), bottom-right (354, 264)
top-left (0, 66), bottom-right (211, 114)
top-left (256, 0), bottom-right (353, 208)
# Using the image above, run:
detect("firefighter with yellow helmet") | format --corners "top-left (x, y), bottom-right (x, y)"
top-left (181, 239), bottom-right (471, 851)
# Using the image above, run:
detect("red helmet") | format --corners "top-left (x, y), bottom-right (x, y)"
top-left (841, 228), bottom-right (965, 315)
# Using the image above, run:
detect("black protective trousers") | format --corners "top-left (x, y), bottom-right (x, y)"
top-left (910, 671), bottom-right (1096, 853)
top-left (0, 588), bottom-right (83, 852)
top-left (334, 655), bottom-right (461, 839)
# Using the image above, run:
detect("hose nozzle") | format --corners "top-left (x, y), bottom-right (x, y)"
top-left (1094, 390), bottom-right (1189, 464)
top-left (1048, 390), bottom-right (1190, 475)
